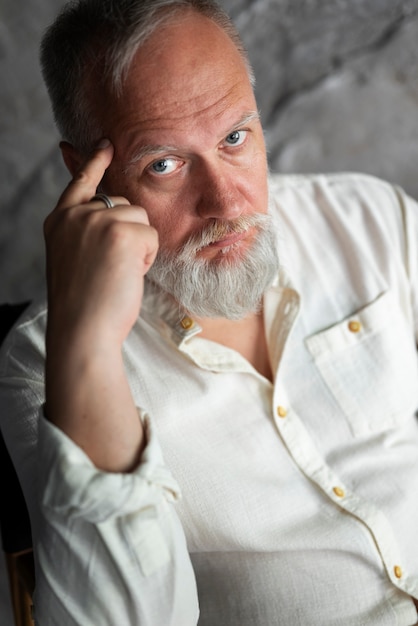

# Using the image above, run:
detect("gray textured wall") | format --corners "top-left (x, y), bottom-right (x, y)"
top-left (1, 0), bottom-right (418, 303)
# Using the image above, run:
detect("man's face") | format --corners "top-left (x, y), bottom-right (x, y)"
top-left (100, 11), bottom-right (269, 264)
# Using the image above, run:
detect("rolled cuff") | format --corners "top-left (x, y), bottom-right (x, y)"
top-left (38, 409), bottom-right (181, 524)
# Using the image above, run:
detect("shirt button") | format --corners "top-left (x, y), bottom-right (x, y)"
top-left (333, 486), bottom-right (345, 498)
top-left (394, 565), bottom-right (403, 579)
top-left (348, 320), bottom-right (362, 333)
top-left (180, 316), bottom-right (194, 330)
top-left (277, 406), bottom-right (287, 418)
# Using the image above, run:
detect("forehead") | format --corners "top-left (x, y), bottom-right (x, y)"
top-left (96, 11), bottom-right (256, 150)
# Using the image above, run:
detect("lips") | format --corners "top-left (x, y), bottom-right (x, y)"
top-left (207, 231), bottom-right (247, 249)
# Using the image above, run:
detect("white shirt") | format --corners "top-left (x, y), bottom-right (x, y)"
top-left (1, 172), bottom-right (418, 625)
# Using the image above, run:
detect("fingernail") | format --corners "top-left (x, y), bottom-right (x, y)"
top-left (95, 138), bottom-right (111, 149)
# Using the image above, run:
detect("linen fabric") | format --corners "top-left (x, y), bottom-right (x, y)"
top-left (1, 172), bottom-right (418, 625)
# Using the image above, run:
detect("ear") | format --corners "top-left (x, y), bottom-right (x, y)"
top-left (59, 141), bottom-right (83, 177)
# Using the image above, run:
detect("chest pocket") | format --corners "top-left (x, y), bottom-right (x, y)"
top-left (305, 290), bottom-right (418, 437)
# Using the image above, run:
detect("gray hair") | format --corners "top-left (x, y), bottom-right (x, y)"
top-left (40, 0), bottom-right (253, 153)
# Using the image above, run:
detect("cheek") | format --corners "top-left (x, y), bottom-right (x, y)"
top-left (150, 213), bottom-right (176, 249)
top-left (103, 169), bottom-right (192, 248)
top-left (244, 139), bottom-right (268, 202)
top-left (145, 201), bottom-right (195, 253)
top-left (245, 157), bottom-right (268, 210)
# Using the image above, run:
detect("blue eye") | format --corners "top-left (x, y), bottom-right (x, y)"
top-left (152, 159), bottom-right (170, 174)
top-left (225, 130), bottom-right (247, 146)
top-left (148, 157), bottom-right (181, 176)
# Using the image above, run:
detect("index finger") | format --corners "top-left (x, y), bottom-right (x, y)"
top-left (57, 139), bottom-right (115, 211)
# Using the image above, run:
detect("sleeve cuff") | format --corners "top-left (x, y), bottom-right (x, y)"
top-left (37, 408), bottom-right (181, 524)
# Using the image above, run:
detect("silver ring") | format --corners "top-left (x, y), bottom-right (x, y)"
top-left (91, 193), bottom-right (114, 209)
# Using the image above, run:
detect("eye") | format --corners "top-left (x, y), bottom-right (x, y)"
top-left (149, 157), bottom-right (179, 175)
top-left (225, 130), bottom-right (247, 147)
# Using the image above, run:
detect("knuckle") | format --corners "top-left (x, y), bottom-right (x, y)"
top-left (116, 196), bottom-right (130, 206)
top-left (103, 219), bottom-right (129, 245)
top-left (45, 204), bottom-right (87, 236)
top-left (73, 169), bottom-right (91, 186)
top-left (134, 207), bottom-right (152, 226)
top-left (148, 223), bottom-right (159, 240)
top-left (44, 205), bottom-right (70, 235)
top-left (151, 226), bottom-right (159, 244)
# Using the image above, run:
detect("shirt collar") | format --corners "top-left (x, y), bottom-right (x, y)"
top-left (140, 266), bottom-right (299, 352)
top-left (140, 279), bottom-right (202, 349)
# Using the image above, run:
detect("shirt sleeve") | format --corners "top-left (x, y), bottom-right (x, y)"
top-left (0, 310), bottom-right (199, 626)
top-left (38, 410), bottom-right (181, 523)
top-left (35, 412), bottom-right (199, 626)
top-left (395, 184), bottom-right (418, 342)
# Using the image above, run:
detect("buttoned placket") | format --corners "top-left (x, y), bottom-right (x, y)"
top-left (271, 317), bottom-right (418, 600)
top-left (142, 272), bottom-right (418, 601)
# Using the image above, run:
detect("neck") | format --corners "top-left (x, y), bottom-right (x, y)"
top-left (197, 311), bottom-right (273, 382)
top-left (143, 280), bottom-right (273, 381)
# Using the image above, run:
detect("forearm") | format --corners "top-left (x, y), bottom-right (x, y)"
top-left (45, 326), bottom-right (145, 472)
top-left (42, 142), bottom-right (155, 473)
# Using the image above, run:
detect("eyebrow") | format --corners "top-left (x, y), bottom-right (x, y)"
top-left (122, 110), bottom-right (260, 174)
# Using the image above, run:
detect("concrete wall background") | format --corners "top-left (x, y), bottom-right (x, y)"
top-left (1, 0), bottom-right (418, 303)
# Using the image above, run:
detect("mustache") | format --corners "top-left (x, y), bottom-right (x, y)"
top-left (179, 213), bottom-right (271, 255)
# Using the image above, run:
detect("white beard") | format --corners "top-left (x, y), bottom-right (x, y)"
top-left (146, 213), bottom-right (279, 320)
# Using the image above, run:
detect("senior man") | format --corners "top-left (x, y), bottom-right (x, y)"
top-left (1, 0), bottom-right (418, 624)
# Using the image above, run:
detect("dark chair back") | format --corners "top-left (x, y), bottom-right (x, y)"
top-left (0, 302), bottom-right (35, 625)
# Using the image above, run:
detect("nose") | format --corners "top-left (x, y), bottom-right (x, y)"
top-left (195, 163), bottom-right (245, 221)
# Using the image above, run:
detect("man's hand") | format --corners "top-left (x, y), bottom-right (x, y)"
top-left (44, 139), bottom-right (158, 346)
top-left (44, 140), bottom-right (156, 471)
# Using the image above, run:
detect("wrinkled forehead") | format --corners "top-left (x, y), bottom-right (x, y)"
top-left (82, 10), bottom-right (258, 164)
top-left (93, 11), bottom-right (252, 120)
